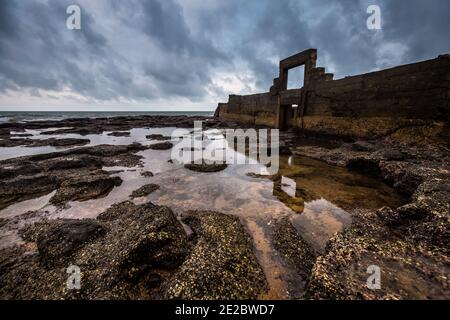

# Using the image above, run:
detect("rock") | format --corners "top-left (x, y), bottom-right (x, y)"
top-left (184, 161), bottom-right (228, 173)
top-left (161, 211), bottom-right (267, 299)
top-left (107, 131), bottom-right (130, 137)
top-left (346, 157), bottom-right (381, 176)
top-left (304, 208), bottom-right (450, 300)
top-left (148, 142), bottom-right (173, 150)
top-left (0, 144), bottom-right (146, 209)
top-left (1, 201), bottom-right (189, 299)
top-left (351, 141), bottom-right (376, 152)
top-left (49, 174), bottom-right (122, 205)
top-left (35, 219), bottom-right (105, 267)
top-left (146, 134), bottom-right (171, 141)
top-left (48, 138), bottom-right (90, 147)
top-left (0, 174), bottom-right (60, 210)
top-left (273, 218), bottom-right (317, 277)
top-left (130, 184), bottom-right (160, 198)
top-left (140, 171), bottom-right (154, 177)
top-left (381, 148), bottom-right (405, 161)
top-left (12, 133), bottom-right (33, 137)
top-left (279, 142), bottom-right (292, 155)
top-left (45, 155), bottom-right (102, 171)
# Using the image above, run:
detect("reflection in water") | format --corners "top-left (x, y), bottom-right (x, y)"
top-left (0, 127), bottom-right (407, 298)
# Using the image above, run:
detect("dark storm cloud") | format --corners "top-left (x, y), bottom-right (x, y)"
top-left (0, 0), bottom-right (449, 107)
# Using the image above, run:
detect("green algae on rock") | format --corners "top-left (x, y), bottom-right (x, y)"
top-left (161, 211), bottom-right (268, 300)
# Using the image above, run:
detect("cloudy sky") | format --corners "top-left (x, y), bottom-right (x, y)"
top-left (0, 0), bottom-right (449, 111)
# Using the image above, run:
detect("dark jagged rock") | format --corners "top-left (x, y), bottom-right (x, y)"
top-left (49, 174), bottom-right (122, 206)
top-left (0, 137), bottom-right (90, 148)
top-left (273, 218), bottom-right (317, 278)
top-left (304, 208), bottom-right (450, 300)
top-left (184, 161), bottom-right (228, 173)
top-left (27, 219), bottom-right (105, 267)
top-left (161, 211), bottom-right (267, 299)
top-left (351, 141), bottom-right (377, 152)
top-left (146, 134), bottom-right (171, 141)
top-left (140, 171), bottom-right (154, 177)
top-left (130, 184), bottom-right (160, 198)
top-left (0, 174), bottom-right (60, 210)
top-left (0, 144), bottom-right (146, 209)
top-left (0, 202), bottom-right (188, 299)
top-left (47, 138), bottom-right (90, 147)
top-left (107, 131), bottom-right (130, 137)
top-left (148, 142), bottom-right (173, 150)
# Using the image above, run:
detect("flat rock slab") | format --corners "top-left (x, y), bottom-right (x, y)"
top-left (146, 134), bottom-right (171, 141)
top-left (148, 142), bottom-right (173, 150)
top-left (28, 219), bottom-right (105, 267)
top-left (130, 184), bottom-right (160, 198)
top-left (49, 174), bottom-right (123, 206)
top-left (184, 162), bottom-right (228, 173)
top-left (107, 131), bottom-right (130, 137)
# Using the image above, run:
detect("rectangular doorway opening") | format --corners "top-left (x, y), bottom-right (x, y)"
top-left (287, 65), bottom-right (305, 90)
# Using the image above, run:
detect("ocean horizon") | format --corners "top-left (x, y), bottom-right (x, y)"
top-left (0, 110), bottom-right (214, 123)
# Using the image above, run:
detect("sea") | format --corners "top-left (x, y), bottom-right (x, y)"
top-left (0, 111), bottom-right (214, 123)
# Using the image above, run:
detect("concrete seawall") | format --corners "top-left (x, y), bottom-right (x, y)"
top-left (215, 49), bottom-right (450, 144)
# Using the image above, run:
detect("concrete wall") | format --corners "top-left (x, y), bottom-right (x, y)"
top-left (215, 49), bottom-right (450, 143)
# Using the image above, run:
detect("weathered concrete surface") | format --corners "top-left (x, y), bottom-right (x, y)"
top-left (216, 49), bottom-right (450, 144)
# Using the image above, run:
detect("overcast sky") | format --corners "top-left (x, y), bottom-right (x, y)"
top-left (0, 0), bottom-right (449, 111)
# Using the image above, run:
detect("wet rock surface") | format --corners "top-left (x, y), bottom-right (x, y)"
top-left (273, 218), bottom-right (317, 279)
top-left (0, 115), bottom-right (232, 140)
top-left (49, 173), bottom-right (123, 206)
top-left (0, 201), bottom-right (188, 299)
top-left (161, 211), bottom-right (267, 299)
top-left (148, 141), bottom-right (173, 150)
top-left (184, 161), bottom-right (228, 173)
top-left (23, 219), bottom-right (106, 267)
top-left (140, 171), bottom-right (154, 177)
top-left (0, 204), bottom-right (267, 299)
top-left (1, 116), bottom-right (449, 300)
top-left (0, 137), bottom-right (90, 148)
top-left (285, 132), bottom-right (450, 299)
top-left (107, 131), bottom-right (130, 137)
top-left (0, 143), bottom-right (146, 210)
top-left (130, 184), bottom-right (160, 198)
top-left (146, 134), bottom-right (171, 141)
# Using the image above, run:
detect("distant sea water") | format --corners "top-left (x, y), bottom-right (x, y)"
top-left (0, 111), bottom-right (214, 123)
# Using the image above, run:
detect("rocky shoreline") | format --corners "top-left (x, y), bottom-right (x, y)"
top-left (0, 115), bottom-right (448, 299)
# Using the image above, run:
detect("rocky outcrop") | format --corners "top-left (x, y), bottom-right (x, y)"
top-left (161, 211), bottom-right (267, 299)
top-left (148, 142), bottom-right (173, 150)
top-left (0, 202), bottom-right (188, 299)
top-left (49, 174), bottom-right (123, 206)
top-left (184, 161), bottom-right (228, 173)
top-left (0, 204), bottom-right (268, 300)
top-left (146, 134), bottom-right (171, 141)
top-left (0, 144), bottom-right (146, 210)
top-left (130, 184), bottom-right (160, 198)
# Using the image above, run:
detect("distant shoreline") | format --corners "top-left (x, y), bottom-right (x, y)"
top-left (0, 110), bottom-right (214, 123)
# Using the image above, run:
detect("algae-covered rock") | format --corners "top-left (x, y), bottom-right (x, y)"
top-left (0, 201), bottom-right (188, 299)
top-left (130, 184), bottom-right (160, 198)
top-left (161, 211), bottom-right (267, 300)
